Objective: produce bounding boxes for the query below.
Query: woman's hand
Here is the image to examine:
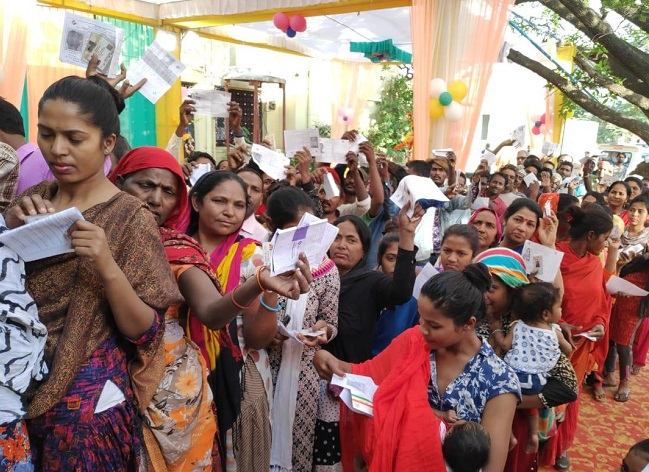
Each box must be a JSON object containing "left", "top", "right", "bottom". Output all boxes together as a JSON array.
[
  {"left": 260, "top": 253, "right": 313, "bottom": 299},
  {"left": 586, "top": 324, "right": 605, "bottom": 341},
  {"left": 559, "top": 322, "right": 582, "bottom": 349},
  {"left": 85, "top": 54, "right": 146, "bottom": 99},
  {"left": 397, "top": 201, "right": 424, "bottom": 234},
  {"left": 5, "top": 195, "right": 55, "bottom": 229},
  {"left": 298, "top": 319, "right": 328, "bottom": 347},
  {"left": 69, "top": 220, "right": 117, "bottom": 279},
  {"left": 538, "top": 212, "right": 558, "bottom": 249},
  {"left": 313, "top": 350, "right": 347, "bottom": 381}
]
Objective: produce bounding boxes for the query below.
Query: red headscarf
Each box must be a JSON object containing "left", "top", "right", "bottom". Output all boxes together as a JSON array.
[
  {"left": 468, "top": 207, "right": 502, "bottom": 244},
  {"left": 109, "top": 146, "right": 189, "bottom": 231}
]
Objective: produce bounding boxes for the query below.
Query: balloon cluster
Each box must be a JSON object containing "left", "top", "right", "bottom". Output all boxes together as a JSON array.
[
  {"left": 429, "top": 78, "right": 468, "bottom": 122},
  {"left": 531, "top": 113, "right": 546, "bottom": 135},
  {"left": 273, "top": 12, "right": 307, "bottom": 38},
  {"left": 337, "top": 107, "right": 354, "bottom": 124}
]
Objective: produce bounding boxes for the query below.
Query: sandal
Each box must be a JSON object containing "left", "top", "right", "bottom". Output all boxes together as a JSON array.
[
  {"left": 592, "top": 386, "right": 606, "bottom": 402},
  {"left": 614, "top": 390, "right": 631, "bottom": 402},
  {"left": 555, "top": 452, "right": 570, "bottom": 470}
]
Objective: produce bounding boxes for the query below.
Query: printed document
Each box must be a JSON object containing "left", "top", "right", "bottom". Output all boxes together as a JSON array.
[
  {"left": 0, "top": 208, "right": 84, "bottom": 262},
  {"left": 189, "top": 89, "right": 231, "bottom": 118},
  {"left": 522, "top": 240, "right": 564, "bottom": 283},
  {"left": 59, "top": 12, "right": 124, "bottom": 77},
  {"left": 606, "top": 276, "right": 649, "bottom": 297},
  {"left": 284, "top": 129, "right": 322, "bottom": 159},
  {"left": 390, "top": 175, "right": 449, "bottom": 217},
  {"left": 318, "top": 138, "right": 352, "bottom": 164},
  {"left": 127, "top": 40, "right": 186, "bottom": 104},
  {"left": 251, "top": 144, "right": 289, "bottom": 181},
  {"left": 331, "top": 374, "right": 378, "bottom": 417}
]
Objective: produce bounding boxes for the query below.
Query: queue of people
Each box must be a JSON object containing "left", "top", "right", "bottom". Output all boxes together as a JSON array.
[{"left": 0, "top": 69, "right": 648, "bottom": 472}]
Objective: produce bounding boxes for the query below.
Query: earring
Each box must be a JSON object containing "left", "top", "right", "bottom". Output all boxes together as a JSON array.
[{"left": 104, "top": 149, "right": 110, "bottom": 155}]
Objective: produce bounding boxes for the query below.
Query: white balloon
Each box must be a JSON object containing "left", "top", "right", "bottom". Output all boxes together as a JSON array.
[
  {"left": 429, "top": 78, "right": 447, "bottom": 99},
  {"left": 444, "top": 101, "right": 464, "bottom": 122}
]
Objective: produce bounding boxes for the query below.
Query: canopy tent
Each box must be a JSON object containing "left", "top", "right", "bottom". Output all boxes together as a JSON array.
[{"left": 3, "top": 0, "right": 515, "bottom": 168}]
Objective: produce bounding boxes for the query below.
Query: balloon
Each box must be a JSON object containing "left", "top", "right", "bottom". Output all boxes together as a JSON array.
[
  {"left": 531, "top": 114, "right": 541, "bottom": 124},
  {"left": 429, "top": 78, "right": 447, "bottom": 99},
  {"left": 540, "top": 113, "right": 546, "bottom": 125},
  {"left": 447, "top": 80, "right": 468, "bottom": 102},
  {"left": 273, "top": 12, "right": 290, "bottom": 31},
  {"left": 429, "top": 98, "right": 445, "bottom": 119},
  {"left": 438, "top": 92, "right": 453, "bottom": 107},
  {"left": 286, "top": 27, "right": 297, "bottom": 38},
  {"left": 444, "top": 101, "right": 464, "bottom": 122},
  {"left": 290, "top": 14, "right": 307, "bottom": 33},
  {"left": 342, "top": 116, "right": 348, "bottom": 122},
  {"left": 535, "top": 121, "right": 542, "bottom": 128},
  {"left": 532, "top": 126, "right": 541, "bottom": 135}
]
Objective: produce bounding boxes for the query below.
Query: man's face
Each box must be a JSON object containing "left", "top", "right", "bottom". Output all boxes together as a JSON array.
[
  {"left": 501, "top": 169, "right": 516, "bottom": 192},
  {"left": 516, "top": 151, "right": 528, "bottom": 166},
  {"left": 557, "top": 164, "right": 572, "bottom": 179},
  {"left": 487, "top": 175, "right": 506, "bottom": 197},
  {"left": 525, "top": 166, "right": 538, "bottom": 176},
  {"left": 543, "top": 163, "right": 555, "bottom": 173},
  {"left": 430, "top": 164, "right": 448, "bottom": 186}
]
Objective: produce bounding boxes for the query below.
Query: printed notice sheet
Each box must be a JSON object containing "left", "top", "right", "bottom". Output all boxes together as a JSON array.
[
  {"left": 251, "top": 144, "right": 289, "bottom": 181},
  {"left": 189, "top": 89, "right": 231, "bottom": 118},
  {"left": 284, "top": 129, "right": 322, "bottom": 159},
  {"left": 390, "top": 175, "right": 449, "bottom": 217},
  {"left": 127, "top": 40, "right": 186, "bottom": 104},
  {"left": 522, "top": 240, "right": 564, "bottom": 283},
  {"left": 269, "top": 212, "right": 338, "bottom": 276},
  {"left": 511, "top": 125, "right": 526, "bottom": 148},
  {"left": 59, "top": 12, "right": 124, "bottom": 78},
  {"left": 331, "top": 374, "right": 378, "bottom": 417},
  {"left": 606, "top": 275, "right": 649, "bottom": 297},
  {"left": 318, "top": 138, "right": 351, "bottom": 164},
  {"left": 0, "top": 208, "right": 84, "bottom": 262}
]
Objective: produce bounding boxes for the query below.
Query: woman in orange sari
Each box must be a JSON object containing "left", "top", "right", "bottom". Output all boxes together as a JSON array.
[{"left": 543, "top": 204, "right": 617, "bottom": 470}]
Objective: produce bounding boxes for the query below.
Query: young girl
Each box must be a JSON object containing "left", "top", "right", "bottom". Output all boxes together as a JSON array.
[{"left": 495, "top": 283, "right": 572, "bottom": 453}]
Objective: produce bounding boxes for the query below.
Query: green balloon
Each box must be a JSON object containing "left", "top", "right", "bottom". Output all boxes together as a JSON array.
[{"left": 438, "top": 92, "right": 453, "bottom": 107}]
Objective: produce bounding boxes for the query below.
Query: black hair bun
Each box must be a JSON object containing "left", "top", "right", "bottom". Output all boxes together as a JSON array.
[{"left": 463, "top": 263, "right": 492, "bottom": 293}]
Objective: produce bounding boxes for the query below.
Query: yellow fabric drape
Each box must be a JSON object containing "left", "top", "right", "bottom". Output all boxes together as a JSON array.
[
  {"left": 411, "top": 0, "right": 436, "bottom": 162},
  {"left": 414, "top": 0, "right": 514, "bottom": 168},
  {"left": 155, "top": 30, "right": 182, "bottom": 150},
  {"left": 552, "top": 43, "right": 576, "bottom": 147},
  {"left": 329, "top": 60, "right": 377, "bottom": 139}
]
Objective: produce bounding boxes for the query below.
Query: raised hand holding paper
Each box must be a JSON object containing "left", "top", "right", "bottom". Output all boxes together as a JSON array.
[
  {"left": 318, "top": 139, "right": 351, "bottom": 164},
  {"left": 284, "top": 129, "right": 321, "bottom": 158},
  {"left": 522, "top": 240, "right": 564, "bottom": 283},
  {"left": 523, "top": 173, "right": 539, "bottom": 186},
  {"left": 126, "top": 40, "right": 186, "bottom": 104},
  {"left": 390, "top": 175, "right": 449, "bottom": 217},
  {"left": 251, "top": 144, "right": 290, "bottom": 181},
  {"left": 189, "top": 89, "right": 231, "bottom": 118}
]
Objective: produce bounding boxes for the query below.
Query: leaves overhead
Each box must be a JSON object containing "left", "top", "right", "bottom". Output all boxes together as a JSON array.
[{"left": 509, "top": 0, "right": 649, "bottom": 144}]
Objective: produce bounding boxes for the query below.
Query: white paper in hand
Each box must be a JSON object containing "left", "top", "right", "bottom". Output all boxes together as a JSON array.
[
  {"left": 190, "top": 89, "right": 231, "bottom": 118},
  {"left": 349, "top": 133, "right": 369, "bottom": 164},
  {"left": 606, "top": 275, "right": 649, "bottom": 297},
  {"left": 318, "top": 138, "right": 351, "bottom": 164},
  {"left": 323, "top": 172, "right": 340, "bottom": 199},
  {"left": 511, "top": 125, "right": 526, "bottom": 148},
  {"left": 521, "top": 240, "right": 564, "bottom": 283},
  {"left": 523, "top": 173, "right": 538, "bottom": 187},
  {"left": 189, "top": 163, "right": 212, "bottom": 186},
  {"left": 0, "top": 208, "right": 85, "bottom": 262},
  {"left": 413, "top": 263, "right": 439, "bottom": 299},
  {"left": 284, "top": 129, "right": 322, "bottom": 158},
  {"left": 471, "top": 197, "right": 491, "bottom": 211},
  {"left": 331, "top": 374, "right": 378, "bottom": 417},
  {"left": 481, "top": 150, "right": 497, "bottom": 166},
  {"left": 251, "top": 144, "right": 289, "bottom": 181},
  {"left": 126, "top": 40, "right": 186, "bottom": 104},
  {"left": 390, "top": 175, "right": 449, "bottom": 217}
]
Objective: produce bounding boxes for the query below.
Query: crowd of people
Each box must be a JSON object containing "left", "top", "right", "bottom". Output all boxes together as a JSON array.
[{"left": 0, "top": 65, "right": 648, "bottom": 472}]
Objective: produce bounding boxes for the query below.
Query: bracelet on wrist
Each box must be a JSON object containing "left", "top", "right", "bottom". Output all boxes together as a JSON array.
[
  {"left": 256, "top": 266, "right": 272, "bottom": 293},
  {"left": 259, "top": 293, "right": 280, "bottom": 312},
  {"left": 231, "top": 285, "right": 255, "bottom": 310},
  {"left": 233, "top": 132, "right": 244, "bottom": 138}
]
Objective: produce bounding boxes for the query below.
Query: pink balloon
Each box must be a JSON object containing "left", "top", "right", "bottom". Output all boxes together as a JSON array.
[
  {"left": 532, "top": 126, "right": 541, "bottom": 135},
  {"left": 540, "top": 113, "right": 546, "bottom": 125},
  {"left": 273, "top": 12, "right": 290, "bottom": 31},
  {"left": 290, "top": 14, "right": 307, "bottom": 33}
]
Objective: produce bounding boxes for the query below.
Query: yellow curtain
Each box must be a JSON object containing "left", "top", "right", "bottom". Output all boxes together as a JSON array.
[
  {"left": 421, "top": 0, "right": 514, "bottom": 168},
  {"left": 411, "top": 0, "right": 436, "bottom": 162},
  {"left": 0, "top": 1, "right": 34, "bottom": 107},
  {"left": 329, "top": 60, "right": 377, "bottom": 139}
]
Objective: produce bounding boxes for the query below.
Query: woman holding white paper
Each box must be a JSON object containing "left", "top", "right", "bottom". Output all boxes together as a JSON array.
[{"left": 265, "top": 186, "right": 340, "bottom": 472}]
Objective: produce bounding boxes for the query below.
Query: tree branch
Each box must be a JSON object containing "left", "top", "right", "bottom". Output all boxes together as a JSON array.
[
  {"left": 574, "top": 55, "right": 649, "bottom": 118},
  {"left": 508, "top": 48, "right": 649, "bottom": 143},
  {"left": 537, "top": 0, "right": 649, "bottom": 86},
  {"left": 605, "top": 2, "right": 649, "bottom": 35}
]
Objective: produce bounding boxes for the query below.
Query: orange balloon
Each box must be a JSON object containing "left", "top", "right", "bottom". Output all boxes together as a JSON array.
[{"left": 429, "top": 98, "right": 444, "bottom": 119}]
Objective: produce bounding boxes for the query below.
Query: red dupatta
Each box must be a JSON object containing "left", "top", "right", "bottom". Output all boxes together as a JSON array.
[{"left": 341, "top": 327, "right": 445, "bottom": 472}]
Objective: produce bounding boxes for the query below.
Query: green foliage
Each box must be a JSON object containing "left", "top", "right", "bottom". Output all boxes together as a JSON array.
[
  {"left": 364, "top": 67, "right": 413, "bottom": 164},
  {"left": 313, "top": 121, "right": 331, "bottom": 138}
]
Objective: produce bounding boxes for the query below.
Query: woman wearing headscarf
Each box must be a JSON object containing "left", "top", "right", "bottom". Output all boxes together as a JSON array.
[
  {"left": 468, "top": 207, "right": 502, "bottom": 254},
  {"left": 111, "top": 149, "right": 311, "bottom": 471},
  {"left": 475, "top": 248, "right": 578, "bottom": 472}
]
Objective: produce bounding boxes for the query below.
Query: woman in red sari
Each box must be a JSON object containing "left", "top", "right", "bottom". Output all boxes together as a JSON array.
[{"left": 543, "top": 204, "right": 617, "bottom": 470}]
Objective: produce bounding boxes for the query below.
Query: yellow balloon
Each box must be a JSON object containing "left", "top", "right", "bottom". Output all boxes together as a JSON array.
[
  {"left": 447, "top": 80, "right": 468, "bottom": 102},
  {"left": 429, "top": 98, "right": 445, "bottom": 119}
]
